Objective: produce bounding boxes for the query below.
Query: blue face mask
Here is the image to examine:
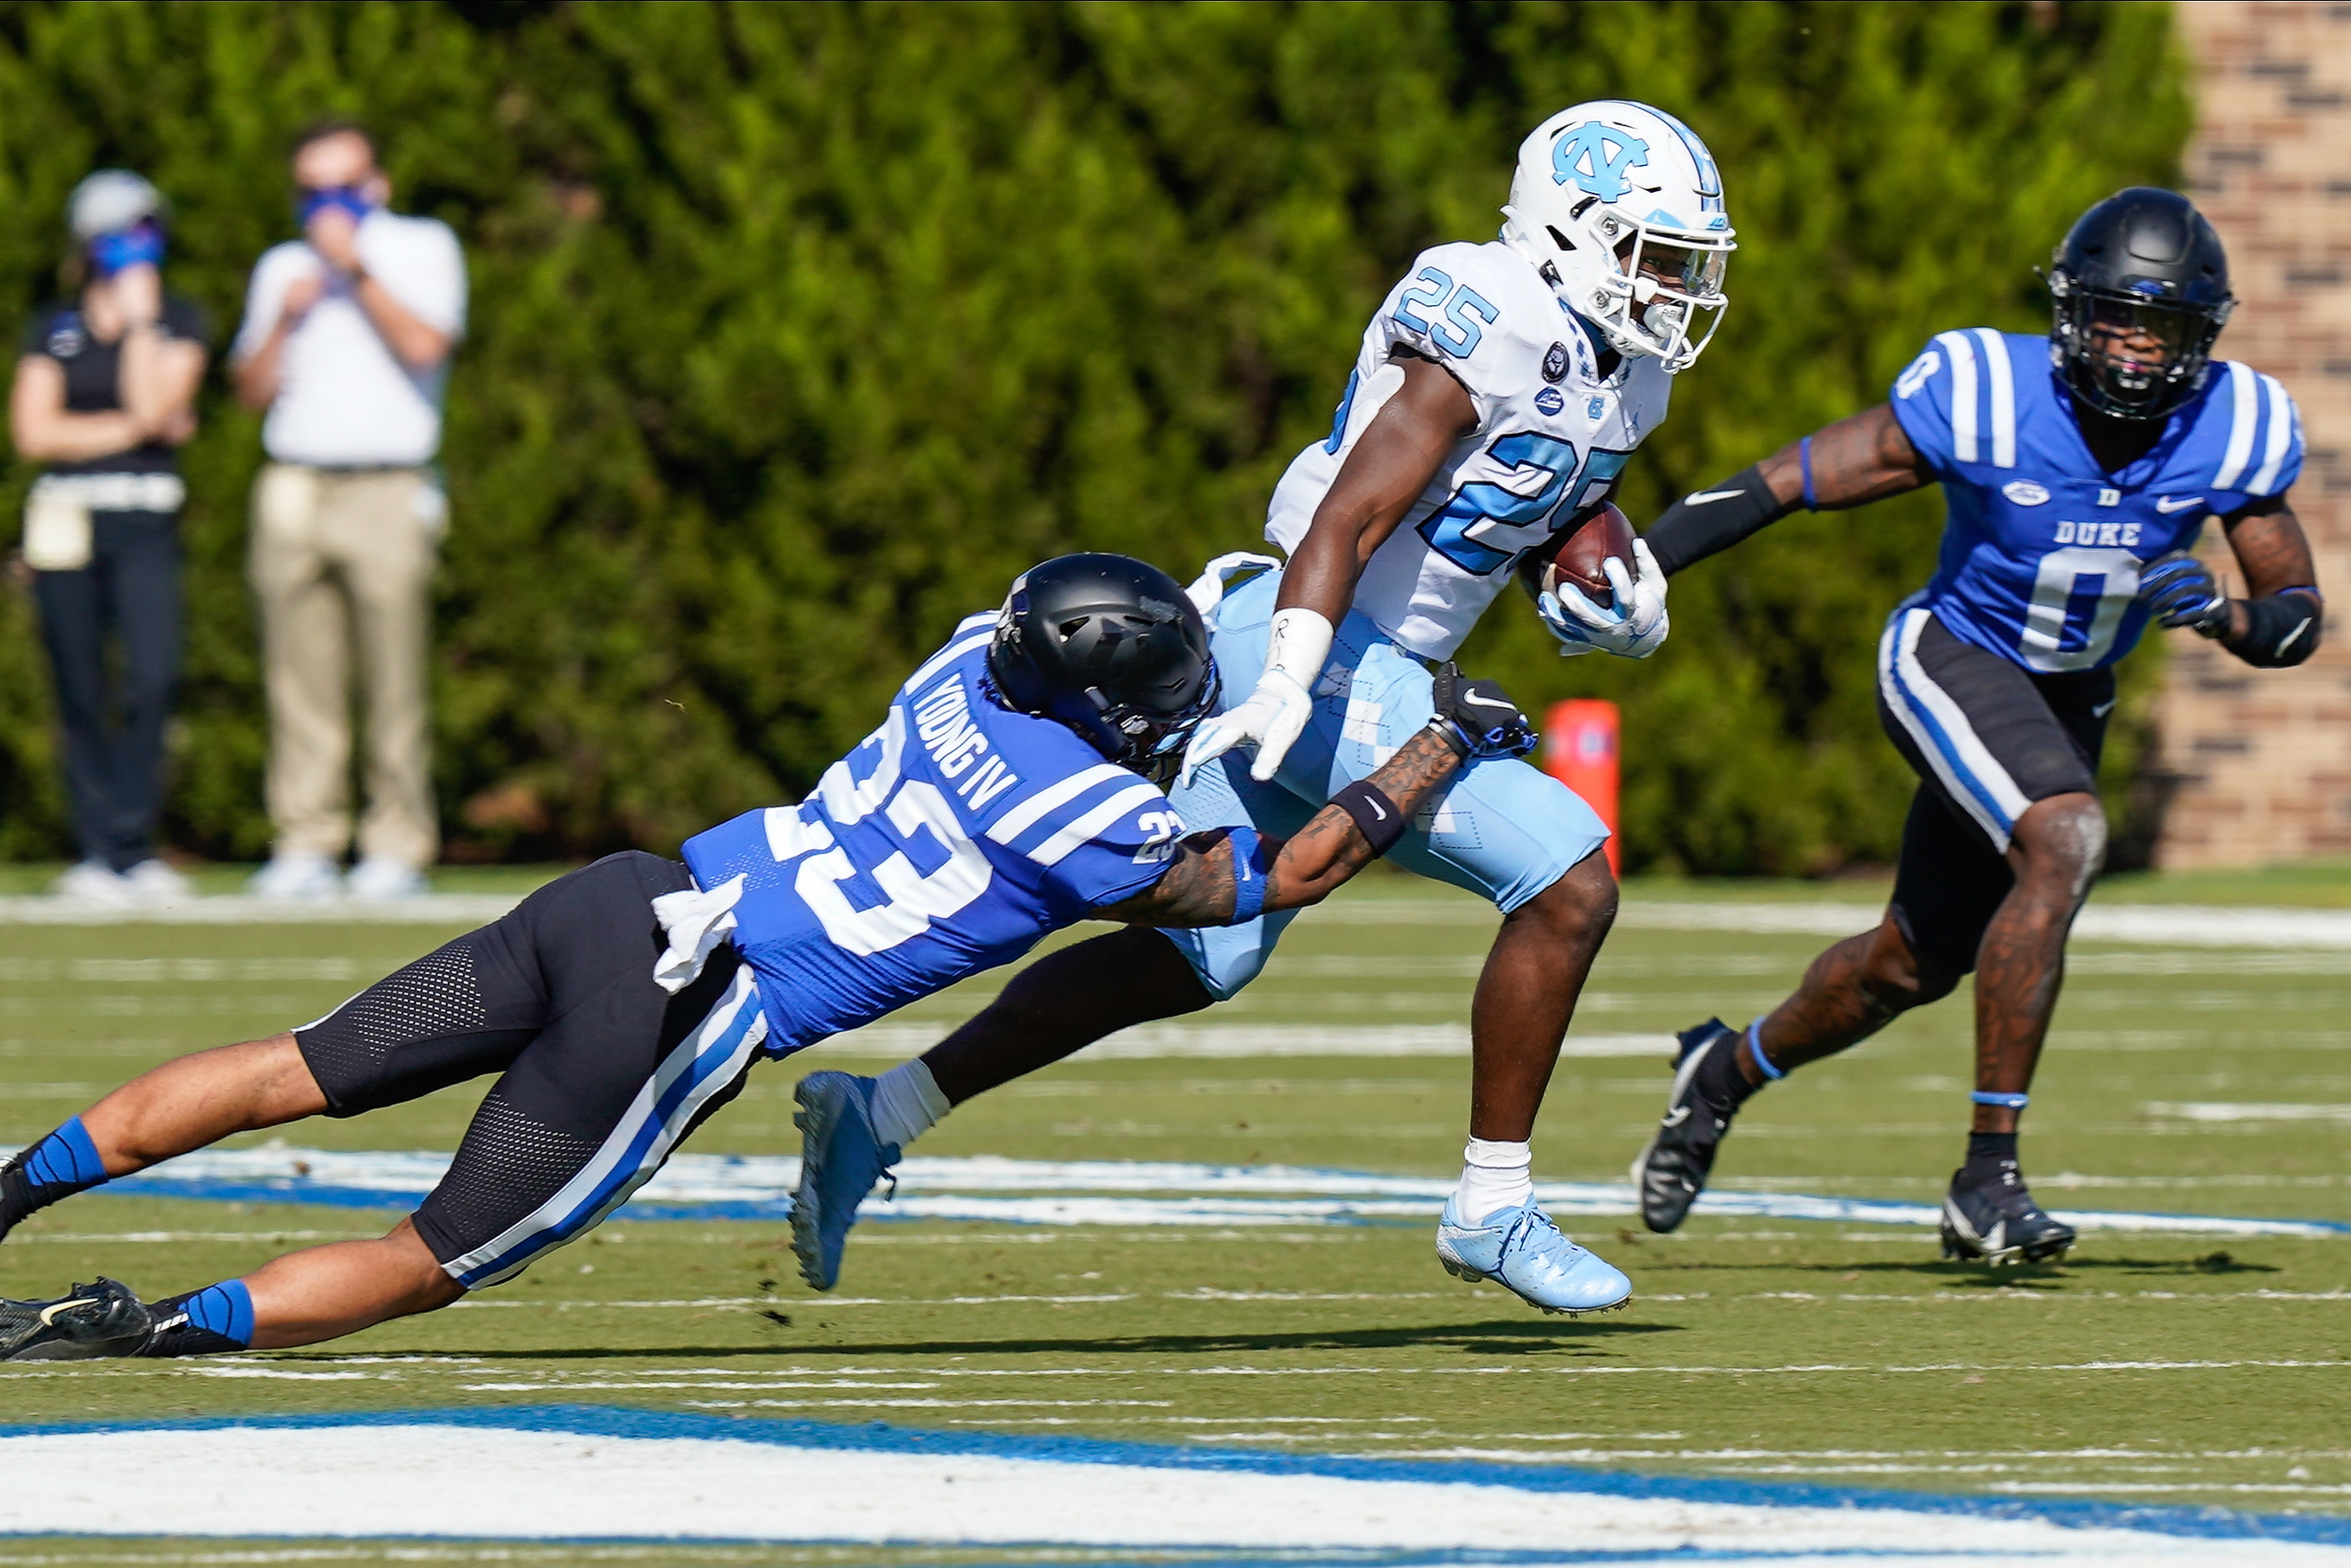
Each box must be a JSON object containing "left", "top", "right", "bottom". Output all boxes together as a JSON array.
[
  {"left": 89, "top": 220, "right": 165, "bottom": 277},
  {"left": 296, "top": 185, "right": 375, "bottom": 228}
]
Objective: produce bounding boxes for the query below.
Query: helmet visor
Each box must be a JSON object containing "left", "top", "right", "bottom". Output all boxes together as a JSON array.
[
  {"left": 2084, "top": 294, "right": 2200, "bottom": 380},
  {"left": 1634, "top": 238, "right": 1729, "bottom": 303}
]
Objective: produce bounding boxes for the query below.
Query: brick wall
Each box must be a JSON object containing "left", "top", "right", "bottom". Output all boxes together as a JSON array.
[{"left": 2151, "top": 2, "right": 2351, "bottom": 867}]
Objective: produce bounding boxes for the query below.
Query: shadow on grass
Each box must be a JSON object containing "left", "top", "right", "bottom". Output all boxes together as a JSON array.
[
  {"left": 1647, "top": 1249, "right": 2279, "bottom": 1284},
  {"left": 332, "top": 1318, "right": 1684, "bottom": 1362}
]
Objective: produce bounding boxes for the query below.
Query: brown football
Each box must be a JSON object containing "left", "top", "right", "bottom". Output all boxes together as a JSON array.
[{"left": 1527, "top": 502, "right": 1637, "bottom": 610}]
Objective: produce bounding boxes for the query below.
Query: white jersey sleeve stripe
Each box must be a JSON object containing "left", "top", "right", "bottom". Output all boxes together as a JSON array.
[
  {"left": 1025, "top": 781, "right": 1165, "bottom": 869},
  {"left": 900, "top": 630, "right": 997, "bottom": 699},
  {"left": 1973, "top": 328, "right": 2016, "bottom": 468},
  {"left": 985, "top": 762, "right": 1135, "bottom": 848},
  {"left": 1934, "top": 330, "right": 1979, "bottom": 463},
  {"left": 2214, "top": 360, "right": 2260, "bottom": 490},
  {"left": 2250, "top": 374, "right": 2295, "bottom": 495}
]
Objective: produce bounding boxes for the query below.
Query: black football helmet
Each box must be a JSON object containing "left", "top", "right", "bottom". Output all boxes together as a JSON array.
[
  {"left": 985, "top": 553, "right": 1218, "bottom": 784},
  {"left": 2046, "top": 188, "right": 2233, "bottom": 421}
]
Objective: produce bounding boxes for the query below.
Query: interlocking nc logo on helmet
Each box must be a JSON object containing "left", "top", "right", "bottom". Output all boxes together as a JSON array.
[{"left": 1552, "top": 124, "right": 1651, "bottom": 202}]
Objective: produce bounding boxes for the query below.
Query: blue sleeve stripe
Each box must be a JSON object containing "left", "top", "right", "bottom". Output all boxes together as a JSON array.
[
  {"left": 1934, "top": 330, "right": 1979, "bottom": 462},
  {"left": 900, "top": 630, "right": 996, "bottom": 700},
  {"left": 984, "top": 763, "right": 1133, "bottom": 848},
  {"left": 2249, "top": 374, "right": 2297, "bottom": 495},
  {"left": 2214, "top": 361, "right": 2261, "bottom": 490},
  {"left": 1028, "top": 782, "right": 1164, "bottom": 868}
]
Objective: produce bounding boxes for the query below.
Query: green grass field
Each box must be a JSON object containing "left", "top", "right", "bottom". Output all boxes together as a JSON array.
[{"left": 2, "top": 866, "right": 2347, "bottom": 1551}]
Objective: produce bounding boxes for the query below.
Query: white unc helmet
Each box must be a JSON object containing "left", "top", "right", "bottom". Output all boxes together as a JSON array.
[{"left": 1500, "top": 101, "right": 1735, "bottom": 373}]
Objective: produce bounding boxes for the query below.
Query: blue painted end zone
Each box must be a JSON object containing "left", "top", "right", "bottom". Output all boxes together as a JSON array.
[{"left": 2, "top": 1404, "right": 2346, "bottom": 1550}]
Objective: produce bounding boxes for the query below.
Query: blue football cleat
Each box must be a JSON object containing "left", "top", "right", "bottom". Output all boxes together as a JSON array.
[
  {"left": 1436, "top": 1196, "right": 1633, "bottom": 1316},
  {"left": 790, "top": 1071, "right": 900, "bottom": 1292}
]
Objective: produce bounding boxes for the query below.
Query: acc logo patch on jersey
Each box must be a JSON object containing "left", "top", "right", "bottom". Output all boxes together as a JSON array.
[
  {"left": 44, "top": 317, "right": 84, "bottom": 358},
  {"left": 1543, "top": 341, "right": 1571, "bottom": 383},
  {"left": 1534, "top": 386, "right": 1565, "bottom": 416},
  {"left": 2002, "top": 481, "right": 2050, "bottom": 506}
]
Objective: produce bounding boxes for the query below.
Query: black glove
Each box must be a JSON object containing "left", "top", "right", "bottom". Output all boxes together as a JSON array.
[
  {"left": 1427, "top": 663, "right": 1538, "bottom": 761},
  {"left": 2140, "top": 551, "right": 2231, "bottom": 637}
]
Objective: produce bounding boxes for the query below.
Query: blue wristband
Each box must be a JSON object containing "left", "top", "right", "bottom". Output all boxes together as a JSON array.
[
  {"left": 1745, "top": 1018, "right": 1785, "bottom": 1080},
  {"left": 1970, "top": 1090, "right": 2029, "bottom": 1110},
  {"left": 1799, "top": 436, "right": 1818, "bottom": 511},
  {"left": 1226, "top": 826, "right": 1268, "bottom": 924}
]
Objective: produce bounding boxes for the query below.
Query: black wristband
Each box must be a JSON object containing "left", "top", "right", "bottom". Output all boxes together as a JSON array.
[
  {"left": 2235, "top": 590, "right": 2324, "bottom": 668},
  {"left": 1330, "top": 780, "right": 1408, "bottom": 857},
  {"left": 1641, "top": 463, "right": 1794, "bottom": 576}
]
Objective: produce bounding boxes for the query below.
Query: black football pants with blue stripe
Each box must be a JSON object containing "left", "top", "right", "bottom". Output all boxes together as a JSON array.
[{"left": 297, "top": 851, "right": 768, "bottom": 1288}]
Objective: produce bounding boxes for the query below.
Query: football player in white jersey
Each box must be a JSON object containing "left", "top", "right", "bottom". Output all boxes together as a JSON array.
[{"left": 825, "top": 104, "right": 1734, "bottom": 1315}]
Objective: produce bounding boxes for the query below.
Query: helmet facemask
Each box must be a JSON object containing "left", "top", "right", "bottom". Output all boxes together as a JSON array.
[{"left": 2048, "top": 273, "right": 2231, "bottom": 421}]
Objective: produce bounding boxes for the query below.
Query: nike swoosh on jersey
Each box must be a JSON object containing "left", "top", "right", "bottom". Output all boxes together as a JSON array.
[
  {"left": 1684, "top": 488, "right": 1746, "bottom": 506},
  {"left": 2092, "top": 700, "right": 2117, "bottom": 718},
  {"left": 2155, "top": 495, "right": 2207, "bottom": 513}
]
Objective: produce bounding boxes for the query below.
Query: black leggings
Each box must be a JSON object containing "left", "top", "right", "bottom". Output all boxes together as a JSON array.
[
  {"left": 33, "top": 509, "right": 182, "bottom": 870},
  {"left": 295, "top": 852, "right": 768, "bottom": 1286}
]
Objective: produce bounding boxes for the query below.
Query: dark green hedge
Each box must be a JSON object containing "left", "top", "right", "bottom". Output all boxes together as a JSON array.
[{"left": 0, "top": 1, "right": 2188, "bottom": 870}]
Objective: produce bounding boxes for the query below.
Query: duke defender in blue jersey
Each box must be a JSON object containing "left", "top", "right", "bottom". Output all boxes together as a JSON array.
[
  {"left": 0, "top": 554, "right": 1520, "bottom": 1361},
  {"left": 1632, "top": 188, "right": 2326, "bottom": 1265}
]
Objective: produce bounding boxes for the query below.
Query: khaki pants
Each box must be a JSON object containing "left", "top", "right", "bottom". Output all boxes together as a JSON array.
[{"left": 248, "top": 462, "right": 441, "bottom": 867}]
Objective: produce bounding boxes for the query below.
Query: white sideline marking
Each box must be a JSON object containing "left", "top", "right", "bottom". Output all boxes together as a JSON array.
[
  {"left": 0, "top": 893, "right": 521, "bottom": 926},
  {"left": 818, "top": 1023, "right": 1666, "bottom": 1058},
  {"left": 2149, "top": 1102, "right": 2351, "bottom": 1124},
  {"left": 0, "top": 1423, "right": 2330, "bottom": 1561},
  {"left": 29, "top": 1147, "right": 2346, "bottom": 1239},
  {"left": 7, "top": 889, "right": 2349, "bottom": 948}
]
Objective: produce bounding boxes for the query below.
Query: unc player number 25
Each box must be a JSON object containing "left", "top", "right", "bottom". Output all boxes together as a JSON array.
[{"left": 1418, "top": 434, "right": 1632, "bottom": 576}]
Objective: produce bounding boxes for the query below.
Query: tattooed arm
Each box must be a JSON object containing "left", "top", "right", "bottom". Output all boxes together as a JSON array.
[{"left": 1099, "top": 724, "right": 1464, "bottom": 928}]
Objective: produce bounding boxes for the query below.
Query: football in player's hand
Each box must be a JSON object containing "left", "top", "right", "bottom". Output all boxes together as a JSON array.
[{"left": 1523, "top": 502, "right": 1637, "bottom": 609}]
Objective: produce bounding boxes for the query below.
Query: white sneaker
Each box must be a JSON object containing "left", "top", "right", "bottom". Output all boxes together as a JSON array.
[
  {"left": 52, "top": 861, "right": 136, "bottom": 903},
  {"left": 121, "top": 858, "right": 195, "bottom": 902},
  {"left": 345, "top": 857, "right": 427, "bottom": 902},
  {"left": 247, "top": 851, "right": 342, "bottom": 902}
]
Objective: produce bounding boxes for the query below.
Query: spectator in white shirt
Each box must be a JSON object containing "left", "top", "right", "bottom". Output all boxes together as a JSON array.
[{"left": 233, "top": 120, "right": 465, "bottom": 902}]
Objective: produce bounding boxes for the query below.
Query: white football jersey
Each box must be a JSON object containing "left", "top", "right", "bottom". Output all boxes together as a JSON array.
[{"left": 1265, "top": 239, "right": 1672, "bottom": 660}]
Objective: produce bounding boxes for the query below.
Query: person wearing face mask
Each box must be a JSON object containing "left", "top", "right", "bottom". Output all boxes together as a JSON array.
[
  {"left": 233, "top": 119, "right": 467, "bottom": 903},
  {"left": 10, "top": 171, "right": 209, "bottom": 904}
]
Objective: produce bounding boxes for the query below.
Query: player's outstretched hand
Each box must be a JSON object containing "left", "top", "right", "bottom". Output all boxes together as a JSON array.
[
  {"left": 1428, "top": 664, "right": 1539, "bottom": 760},
  {"left": 1181, "top": 667, "right": 1314, "bottom": 787},
  {"left": 1539, "top": 538, "right": 1670, "bottom": 659},
  {"left": 2140, "top": 551, "right": 2231, "bottom": 637}
]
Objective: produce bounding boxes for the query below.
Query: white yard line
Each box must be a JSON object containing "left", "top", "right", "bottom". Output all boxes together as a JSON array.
[
  {"left": 27, "top": 1146, "right": 2340, "bottom": 1239},
  {"left": 0, "top": 1418, "right": 2340, "bottom": 1562}
]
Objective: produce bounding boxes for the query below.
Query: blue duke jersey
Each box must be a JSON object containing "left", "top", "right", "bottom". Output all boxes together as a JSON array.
[
  {"left": 1892, "top": 329, "right": 2303, "bottom": 672},
  {"left": 680, "top": 615, "right": 1189, "bottom": 1053},
  {"left": 1266, "top": 240, "right": 1672, "bottom": 661}
]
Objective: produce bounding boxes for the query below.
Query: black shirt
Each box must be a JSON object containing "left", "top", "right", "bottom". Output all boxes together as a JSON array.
[{"left": 21, "top": 293, "right": 209, "bottom": 476}]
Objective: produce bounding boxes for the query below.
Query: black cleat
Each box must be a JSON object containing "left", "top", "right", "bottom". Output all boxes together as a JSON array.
[
  {"left": 1630, "top": 1018, "right": 1743, "bottom": 1233},
  {"left": 1940, "top": 1162, "right": 2076, "bottom": 1265},
  {"left": 0, "top": 1278, "right": 157, "bottom": 1361}
]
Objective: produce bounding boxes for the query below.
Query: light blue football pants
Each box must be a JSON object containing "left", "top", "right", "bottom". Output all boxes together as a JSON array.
[{"left": 1162, "top": 568, "right": 1611, "bottom": 1000}]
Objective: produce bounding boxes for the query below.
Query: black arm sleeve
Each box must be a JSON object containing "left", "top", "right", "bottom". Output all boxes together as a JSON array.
[
  {"left": 2232, "top": 590, "right": 2324, "bottom": 668},
  {"left": 1641, "top": 464, "right": 1799, "bottom": 576}
]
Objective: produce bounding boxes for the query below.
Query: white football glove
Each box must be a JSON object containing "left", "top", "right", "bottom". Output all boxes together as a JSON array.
[
  {"left": 1537, "top": 538, "right": 1670, "bottom": 659},
  {"left": 1181, "top": 606, "right": 1333, "bottom": 786}
]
